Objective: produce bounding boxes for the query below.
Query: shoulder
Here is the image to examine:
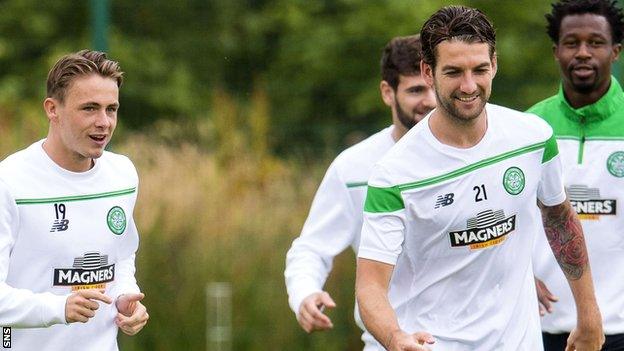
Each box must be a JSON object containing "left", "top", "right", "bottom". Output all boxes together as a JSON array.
[
  {"left": 368, "top": 121, "right": 429, "bottom": 187},
  {"left": 99, "top": 151, "right": 139, "bottom": 183},
  {"left": 0, "top": 177, "right": 15, "bottom": 204},
  {"left": 527, "top": 95, "right": 559, "bottom": 116},
  {"left": 0, "top": 141, "right": 41, "bottom": 183},
  {"left": 331, "top": 127, "right": 394, "bottom": 180},
  {"left": 0, "top": 151, "right": 26, "bottom": 175},
  {"left": 490, "top": 104, "right": 553, "bottom": 141}
]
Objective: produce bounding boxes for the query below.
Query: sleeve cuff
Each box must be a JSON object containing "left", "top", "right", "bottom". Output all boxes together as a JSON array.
[
  {"left": 111, "top": 284, "right": 141, "bottom": 301},
  {"left": 40, "top": 292, "right": 71, "bottom": 326},
  {"left": 288, "top": 283, "right": 322, "bottom": 315},
  {"left": 357, "top": 247, "right": 398, "bottom": 266},
  {"left": 540, "top": 191, "right": 566, "bottom": 207}
]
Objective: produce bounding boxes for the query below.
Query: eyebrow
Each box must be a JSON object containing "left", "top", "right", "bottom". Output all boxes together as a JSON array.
[
  {"left": 405, "top": 85, "right": 428, "bottom": 92},
  {"left": 561, "top": 32, "right": 608, "bottom": 39},
  {"left": 79, "top": 102, "right": 120, "bottom": 107},
  {"left": 440, "top": 62, "right": 491, "bottom": 71}
]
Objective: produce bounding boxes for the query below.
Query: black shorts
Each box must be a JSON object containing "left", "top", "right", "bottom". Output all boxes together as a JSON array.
[{"left": 543, "top": 332, "right": 624, "bottom": 351}]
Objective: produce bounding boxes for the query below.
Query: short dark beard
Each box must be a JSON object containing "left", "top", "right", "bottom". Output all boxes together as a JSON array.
[
  {"left": 571, "top": 80, "right": 597, "bottom": 94},
  {"left": 394, "top": 96, "right": 417, "bottom": 130}
]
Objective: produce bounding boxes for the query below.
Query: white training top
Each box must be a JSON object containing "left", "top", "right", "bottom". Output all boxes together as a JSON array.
[
  {"left": 285, "top": 126, "right": 395, "bottom": 348},
  {"left": 359, "top": 104, "right": 566, "bottom": 350},
  {"left": 0, "top": 140, "right": 141, "bottom": 351}
]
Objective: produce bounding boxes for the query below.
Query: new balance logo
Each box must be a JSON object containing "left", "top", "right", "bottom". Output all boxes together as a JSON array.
[
  {"left": 50, "top": 203, "right": 69, "bottom": 232},
  {"left": 435, "top": 193, "right": 455, "bottom": 209},
  {"left": 50, "top": 219, "right": 69, "bottom": 232}
]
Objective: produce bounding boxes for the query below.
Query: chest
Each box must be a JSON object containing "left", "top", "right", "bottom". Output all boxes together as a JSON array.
[
  {"left": 401, "top": 154, "right": 542, "bottom": 256},
  {"left": 15, "top": 195, "right": 134, "bottom": 261},
  {"left": 558, "top": 139, "right": 624, "bottom": 220}
]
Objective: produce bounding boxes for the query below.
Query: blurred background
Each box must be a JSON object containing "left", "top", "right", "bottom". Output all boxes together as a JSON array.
[{"left": 1, "top": 0, "right": 623, "bottom": 350}]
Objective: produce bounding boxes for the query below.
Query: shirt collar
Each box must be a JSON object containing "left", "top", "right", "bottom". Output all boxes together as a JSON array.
[{"left": 557, "top": 76, "right": 624, "bottom": 123}]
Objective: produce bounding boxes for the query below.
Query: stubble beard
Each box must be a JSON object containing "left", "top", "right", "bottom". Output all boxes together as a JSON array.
[
  {"left": 566, "top": 63, "right": 603, "bottom": 94},
  {"left": 569, "top": 76, "right": 598, "bottom": 94},
  {"left": 434, "top": 87, "right": 487, "bottom": 125}
]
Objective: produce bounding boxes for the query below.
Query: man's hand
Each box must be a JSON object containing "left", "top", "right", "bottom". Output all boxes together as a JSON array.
[
  {"left": 386, "top": 329, "right": 435, "bottom": 351},
  {"left": 65, "top": 289, "right": 112, "bottom": 323},
  {"left": 535, "top": 277, "right": 558, "bottom": 316},
  {"left": 297, "top": 291, "right": 336, "bottom": 333},
  {"left": 115, "top": 293, "right": 149, "bottom": 336},
  {"left": 566, "top": 323, "right": 604, "bottom": 351}
]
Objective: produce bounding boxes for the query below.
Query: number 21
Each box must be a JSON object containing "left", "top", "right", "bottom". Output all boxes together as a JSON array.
[{"left": 473, "top": 184, "right": 488, "bottom": 202}]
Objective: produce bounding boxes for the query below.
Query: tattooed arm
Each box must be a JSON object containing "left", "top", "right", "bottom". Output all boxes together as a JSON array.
[
  {"left": 540, "top": 199, "right": 587, "bottom": 280},
  {"left": 539, "top": 199, "right": 604, "bottom": 350}
]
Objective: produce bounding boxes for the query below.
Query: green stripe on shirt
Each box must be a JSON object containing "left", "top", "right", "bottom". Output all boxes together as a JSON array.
[
  {"left": 364, "top": 139, "right": 554, "bottom": 213},
  {"left": 15, "top": 187, "right": 136, "bottom": 205},
  {"left": 364, "top": 185, "right": 404, "bottom": 213},
  {"left": 398, "top": 140, "right": 548, "bottom": 191},
  {"left": 346, "top": 181, "right": 368, "bottom": 188},
  {"left": 542, "top": 134, "right": 559, "bottom": 163}
]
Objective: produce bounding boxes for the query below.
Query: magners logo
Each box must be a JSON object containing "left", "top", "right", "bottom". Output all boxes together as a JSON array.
[
  {"left": 449, "top": 209, "right": 516, "bottom": 250},
  {"left": 567, "top": 185, "right": 616, "bottom": 220},
  {"left": 53, "top": 252, "right": 115, "bottom": 291}
]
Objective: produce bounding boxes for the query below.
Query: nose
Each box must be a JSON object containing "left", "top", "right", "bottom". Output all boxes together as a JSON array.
[
  {"left": 575, "top": 42, "right": 591, "bottom": 59},
  {"left": 460, "top": 73, "right": 478, "bottom": 94},
  {"left": 94, "top": 110, "right": 111, "bottom": 129}
]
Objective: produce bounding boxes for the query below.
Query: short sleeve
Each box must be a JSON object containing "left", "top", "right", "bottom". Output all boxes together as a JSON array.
[
  {"left": 538, "top": 135, "right": 566, "bottom": 206},
  {"left": 357, "top": 165, "right": 406, "bottom": 265}
]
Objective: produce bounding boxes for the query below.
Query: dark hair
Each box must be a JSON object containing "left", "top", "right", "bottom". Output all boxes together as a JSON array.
[
  {"left": 380, "top": 35, "right": 423, "bottom": 90},
  {"left": 420, "top": 6, "right": 496, "bottom": 69},
  {"left": 546, "top": 0, "right": 624, "bottom": 43},
  {"left": 46, "top": 49, "right": 124, "bottom": 102}
]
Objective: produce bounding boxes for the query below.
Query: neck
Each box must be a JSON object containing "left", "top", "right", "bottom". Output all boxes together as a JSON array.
[
  {"left": 43, "top": 133, "right": 93, "bottom": 172},
  {"left": 391, "top": 123, "right": 408, "bottom": 142},
  {"left": 563, "top": 79, "right": 610, "bottom": 109},
  {"left": 429, "top": 108, "right": 488, "bottom": 148}
]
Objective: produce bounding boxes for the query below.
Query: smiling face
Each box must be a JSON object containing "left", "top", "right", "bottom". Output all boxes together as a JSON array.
[
  {"left": 422, "top": 40, "right": 496, "bottom": 124},
  {"left": 393, "top": 74, "right": 436, "bottom": 129},
  {"left": 555, "top": 13, "right": 621, "bottom": 97},
  {"left": 381, "top": 73, "right": 436, "bottom": 136},
  {"left": 44, "top": 74, "right": 119, "bottom": 172}
]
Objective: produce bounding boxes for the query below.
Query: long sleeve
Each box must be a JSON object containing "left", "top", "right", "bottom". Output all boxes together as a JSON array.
[
  {"left": 285, "top": 162, "right": 360, "bottom": 314},
  {"left": 109, "top": 185, "right": 140, "bottom": 300},
  {"left": 109, "top": 254, "right": 140, "bottom": 300},
  {"left": 0, "top": 180, "right": 67, "bottom": 328}
]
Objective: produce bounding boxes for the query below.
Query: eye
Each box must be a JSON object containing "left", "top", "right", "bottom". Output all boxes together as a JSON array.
[
  {"left": 444, "top": 70, "right": 460, "bottom": 77},
  {"left": 106, "top": 106, "right": 118, "bottom": 113},
  {"left": 589, "top": 39, "right": 605, "bottom": 46},
  {"left": 407, "top": 87, "right": 425, "bottom": 94},
  {"left": 83, "top": 106, "right": 96, "bottom": 112}
]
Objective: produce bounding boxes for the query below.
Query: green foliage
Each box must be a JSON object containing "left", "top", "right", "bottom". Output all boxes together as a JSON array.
[{"left": 1, "top": 0, "right": 606, "bottom": 155}]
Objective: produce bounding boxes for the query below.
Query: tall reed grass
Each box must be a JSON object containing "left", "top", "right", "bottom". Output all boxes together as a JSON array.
[{"left": 118, "top": 137, "right": 362, "bottom": 350}]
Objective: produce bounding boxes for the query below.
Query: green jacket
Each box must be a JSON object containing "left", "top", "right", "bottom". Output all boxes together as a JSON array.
[{"left": 527, "top": 77, "right": 624, "bottom": 164}]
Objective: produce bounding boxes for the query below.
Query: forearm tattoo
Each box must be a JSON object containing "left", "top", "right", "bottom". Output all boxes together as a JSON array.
[{"left": 540, "top": 201, "right": 588, "bottom": 280}]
